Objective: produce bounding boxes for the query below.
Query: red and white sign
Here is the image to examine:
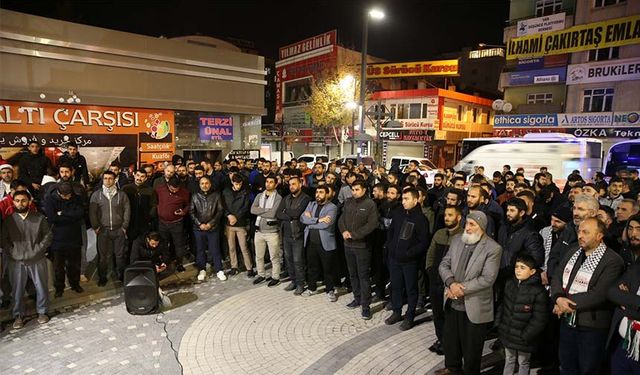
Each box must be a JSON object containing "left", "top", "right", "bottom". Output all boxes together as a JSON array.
[{"left": 279, "top": 30, "right": 337, "bottom": 60}]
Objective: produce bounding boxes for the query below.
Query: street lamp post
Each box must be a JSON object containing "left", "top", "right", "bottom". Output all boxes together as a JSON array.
[{"left": 358, "top": 8, "right": 384, "bottom": 160}]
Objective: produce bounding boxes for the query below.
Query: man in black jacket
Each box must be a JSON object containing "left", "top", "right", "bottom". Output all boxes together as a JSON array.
[
  {"left": 550, "top": 217, "right": 624, "bottom": 375},
  {"left": 338, "top": 179, "right": 380, "bottom": 320},
  {"left": 223, "top": 174, "right": 253, "bottom": 276},
  {"left": 383, "top": 187, "right": 430, "bottom": 331},
  {"left": 43, "top": 182, "right": 85, "bottom": 297},
  {"left": 190, "top": 176, "right": 225, "bottom": 282},
  {"left": 276, "top": 176, "right": 311, "bottom": 294},
  {"left": 57, "top": 142, "right": 89, "bottom": 185},
  {"left": 621, "top": 214, "right": 640, "bottom": 267},
  {"left": 122, "top": 170, "right": 157, "bottom": 255},
  {"left": 130, "top": 231, "right": 173, "bottom": 279},
  {"left": 607, "top": 262, "right": 640, "bottom": 373},
  {"left": 18, "top": 140, "right": 52, "bottom": 195}
]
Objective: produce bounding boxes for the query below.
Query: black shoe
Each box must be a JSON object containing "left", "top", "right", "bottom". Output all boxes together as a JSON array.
[
  {"left": 71, "top": 285, "right": 84, "bottom": 293},
  {"left": 228, "top": 268, "right": 238, "bottom": 276},
  {"left": 384, "top": 312, "right": 403, "bottom": 325},
  {"left": 399, "top": 319, "right": 414, "bottom": 331},
  {"left": 247, "top": 270, "right": 256, "bottom": 278},
  {"left": 267, "top": 279, "right": 281, "bottom": 287},
  {"left": 284, "top": 282, "right": 297, "bottom": 292},
  {"left": 428, "top": 340, "right": 440, "bottom": 353},
  {"left": 293, "top": 286, "right": 305, "bottom": 295},
  {"left": 346, "top": 300, "right": 360, "bottom": 309},
  {"left": 97, "top": 278, "right": 108, "bottom": 287},
  {"left": 253, "top": 276, "right": 266, "bottom": 285},
  {"left": 435, "top": 342, "right": 445, "bottom": 356},
  {"left": 54, "top": 290, "right": 63, "bottom": 298},
  {"left": 361, "top": 307, "right": 372, "bottom": 320},
  {"left": 176, "top": 264, "right": 186, "bottom": 273}
]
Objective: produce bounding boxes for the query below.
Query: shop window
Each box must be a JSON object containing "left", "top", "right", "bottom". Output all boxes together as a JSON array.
[
  {"left": 582, "top": 88, "right": 614, "bottom": 112},
  {"left": 421, "top": 103, "right": 429, "bottom": 118},
  {"left": 527, "top": 93, "right": 553, "bottom": 104},
  {"left": 535, "top": 0, "right": 562, "bottom": 16},
  {"left": 283, "top": 77, "right": 312, "bottom": 106},
  {"left": 588, "top": 47, "right": 619, "bottom": 61},
  {"left": 396, "top": 103, "right": 408, "bottom": 119},
  {"left": 408, "top": 103, "right": 422, "bottom": 119},
  {"left": 594, "top": 0, "right": 626, "bottom": 7}
]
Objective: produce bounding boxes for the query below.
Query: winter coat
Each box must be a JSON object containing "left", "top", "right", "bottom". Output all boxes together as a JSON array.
[
  {"left": 121, "top": 182, "right": 156, "bottom": 235},
  {"left": 385, "top": 205, "right": 430, "bottom": 263},
  {"left": 43, "top": 187, "right": 85, "bottom": 249},
  {"left": 129, "top": 234, "right": 171, "bottom": 266},
  {"left": 1, "top": 211, "right": 52, "bottom": 264},
  {"left": 276, "top": 192, "right": 311, "bottom": 241},
  {"left": 426, "top": 225, "right": 463, "bottom": 286},
  {"left": 337, "top": 195, "right": 379, "bottom": 249},
  {"left": 222, "top": 188, "right": 250, "bottom": 227},
  {"left": 18, "top": 151, "right": 52, "bottom": 188},
  {"left": 496, "top": 274, "right": 549, "bottom": 352},
  {"left": 89, "top": 188, "right": 131, "bottom": 231},
  {"left": 497, "top": 217, "right": 545, "bottom": 269},
  {"left": 189, "top": 190, "right": 224, "bottom": 231}
]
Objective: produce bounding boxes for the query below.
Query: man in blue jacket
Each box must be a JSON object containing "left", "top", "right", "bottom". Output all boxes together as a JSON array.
[{"left": 383, "top": 187, "right": 430, "bottom": 331}]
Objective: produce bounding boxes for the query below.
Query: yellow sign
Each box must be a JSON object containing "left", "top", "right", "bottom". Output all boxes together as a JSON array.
[
  {"left": 506, "top": 15, "right": 640, "bottom": 60},
  {"left": 366, "top": 60, "right": 459, "bottom": 78}
]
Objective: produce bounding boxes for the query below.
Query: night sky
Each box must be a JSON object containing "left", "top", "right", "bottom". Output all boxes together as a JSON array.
[{"left": 1, "top": 0, "right": 509, "bottom": 61}]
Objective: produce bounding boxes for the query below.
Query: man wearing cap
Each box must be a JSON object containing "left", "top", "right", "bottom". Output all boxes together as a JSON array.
[
  {"left": 17, "top": 140, "right": 52, "bottom": 194},
  {"left": 43, "top": 182, "right": 85, "bottom": 297},
  {"left": 155, "top": 176, "right": 190, "bottom": 272},
  {"left": 0, "top": 163, "right": 14, "bottom": 198},
  {"left": 437, "top": 210, "right": 502, "bottom": 375},
  {"left": 540, "top": 205, "right": 572, "bottom": 285}
]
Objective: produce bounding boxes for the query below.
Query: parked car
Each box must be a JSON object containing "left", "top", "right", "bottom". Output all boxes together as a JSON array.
[
  {"left": 334, "top": 155, "right": 375, "bottom": 170},
  {"left": 388, "top": 155, "right": 437, "bottom": 170},
  {"left": 402, "top": 164, "right": 438, "bottom": 187},
  {"left": 298, "top": 154, "right": 329, "bottom": 168}
]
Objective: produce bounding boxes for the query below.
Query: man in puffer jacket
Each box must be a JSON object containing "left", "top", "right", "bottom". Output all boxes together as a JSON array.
[
  {"left": 190, "top": 176, "right": 224, "bottom": 282},
  {"left": 496, "top": 254, "right": 548, "bottom": 375}
]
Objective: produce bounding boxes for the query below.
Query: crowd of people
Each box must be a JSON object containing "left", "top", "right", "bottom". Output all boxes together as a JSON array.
[{"left": 0, "top": 140, "right": 639, "bottom": 374}]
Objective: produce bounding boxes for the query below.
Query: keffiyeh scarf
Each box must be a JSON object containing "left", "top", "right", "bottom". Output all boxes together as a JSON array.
[{"left": 562, "top": 243, "right": 607, "bottom": 326}]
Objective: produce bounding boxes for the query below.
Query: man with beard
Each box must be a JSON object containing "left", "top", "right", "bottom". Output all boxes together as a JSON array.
[
  {"left": 384, "top": 188, "right": 430, "bottom": 331},
  {"left": 2, "top": 191, "right": 52, "bottom": 329},
  {"left": 301, "top": 185, "right": 339, "bottom": 301},
  {"left": 371, "top": 184, "right": 399, "bottom": 303},
  {"left": 57, "top": 142, "right": 89, "bottom": 185},
  {"left": 426, "top": 205, "right": 463, "bottom": 355},
  {"left": 434, "top": 188, "right": 465, "bottom": 232},
  {"left": 325, "top": 172, "right": 339, "bottom": 191},
  {"left": 0, "top": 163, "right": 14, "bottom": 198},
  {"left": 612, "top": 199, "right": 639, "bottom": 241},
  {"left": 307, "top": 162, "right": 326, "bottom": 190},
  {"left": 338, "top": 172, "right": 358, "bottom": 205},
  {"left": 251, "top": 174, "right": 283, "bottom": 287},
  {"left": 252, "top": 160, "right": 273, "bottom": 197},
  {"left": 550, "top": 218, "right": 624, "bottom": 375},
  {"left": 547, "top": 194, "right": 598, "bottom": 285},
  {"left": 176, "top": 165, "right": 189, "bottom": 187},
  {"left": 152, "top": 164, "right": 176, "bottom": 189},
  {"left": 436, "top": 211, "right": 502, "bottom": 375},
  {"left": 539, "top": 205, "right": 572, "bottom": 286},
  {"left": 223, "top": 174, "right": 253, "bottom": 277},
  {"left": 600, "top": 177, "right": 624, "bottom": 210},
  {"left": 427, "top": 173, "right": 446, "bottom": 209},
  {"left": 496, "top": 179, "right": 516, "bottom": 208},
  {"left": 186, "top": 161, "right": 196, "bottom": 178},
  {"left": 276, "top": 177, "right": 311, "bottom": 294},
  {"left": 188, "top": 165, "right": 205, "bottom": 194},
  {"left": 155, "top": 177, "right": 190, "bottom": 273},
  {"left": 492, "top": 171, "right": 506, "bottom": 196},
  {"left": 465, "top": 186, "right": 501, "bottom": 239},
  {"left": 122, "top": 169, "right": 157, "bottom": 257},
  {"left": 621, "top": 214, "right": 640, "bottom": 266}
]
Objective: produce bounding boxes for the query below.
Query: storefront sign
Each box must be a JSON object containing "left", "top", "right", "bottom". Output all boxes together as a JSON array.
[
  {"left": 366, "top": 60, "right": 459, "bottom": 79},
  {"left": 517, "top": 54, "right": 569, "bottom": 71},
  {"left": 279, "top": 30, "right": 337, "bottom": 60},
  {"left": 558, "top": 113, "right": 613, "bottom": 127},
  {"left": 441, "top": 106, "right": 467, "bottom": 131},
  {"left": 613, "top": 111, "right": 640, "bottom": 127},
  {"left": 517, "top": 12, "right": 566, "bottom": 37},
  {"left": 389, "top": 119, "right": 436, "bottom": 130},
  {"left": 506, "top": 14, "right": 640, "bottom": 60},
  {"left": 567, "top": 57, "right": 640, "bottom": 85},
  {"left": 493, "top": 127, "right": 565, "bottom": 137},
  {"left": 493, "top": 114, "right": 558, "bottom": 127},
  {"left": 567, "top": 128, "right": 640, "bottom": 138},
  {"left": 199, "top": 116, "right": 233, "bottom": 141},
  {"left": 227, "top": 149, "right": 260, "bottom": 160},
  {"left": 378, "top": 129, "right": 435, "bottom": 142},
  {"left": 507, "top": 67, "right": 566, "bottom": 86},
  {"left": 468, "top": 48, "right": 505, "bottom": 59}
]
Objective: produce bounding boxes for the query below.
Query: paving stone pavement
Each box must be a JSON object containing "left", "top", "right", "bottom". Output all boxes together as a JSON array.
[{"left": 0, "top": 271, "right": 456, "bottom": 375}]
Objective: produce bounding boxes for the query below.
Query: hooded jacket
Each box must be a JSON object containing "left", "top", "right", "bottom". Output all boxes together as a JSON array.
[
  {"left": 496, "top": 273, "right": 549, "bottom": 352},
  {"left": 43, "top": 187, "right": 85, "bottom": 249},
  {"left": 1, "top": 210, "right": 52, "bottom": 264},
  {"left": 189, "top": 189, "right": 224, "bottom": 231},
  {"left": 385, "top": 205, "right": 430, "bottom": 263},
  {"left": 89, "top": 187, "right": 131, "bottom": 231}
]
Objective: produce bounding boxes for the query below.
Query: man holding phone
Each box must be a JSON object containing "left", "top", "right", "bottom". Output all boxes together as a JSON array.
[{"left": 155, "top": 176, "right": 190, "bottom": 272}]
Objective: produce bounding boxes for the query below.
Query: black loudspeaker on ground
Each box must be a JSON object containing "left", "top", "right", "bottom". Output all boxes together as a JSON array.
[{"left": 124, "top": 262, "right": 159, "bottom": 315}]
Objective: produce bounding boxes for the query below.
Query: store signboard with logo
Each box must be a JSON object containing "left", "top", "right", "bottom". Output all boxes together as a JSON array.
[
  {"left": 507, "top": 67, "right": 566, "bottom": 86},
  {"left": 366, "top": 60, "right": 459, "bottom": 79},
  {"left": 567, "top": 128, "right": 640, "bottom": 138},
  {"left": 378, "top": 129, "right": 435, "bottom": 142},
  {"left": 494, "top": 114, "right": 558, "bottom": 127},
  {"left": 613, "top": 111, "right": 640, "bottom": 127},
  {"left": 567, "top": 57, "right": 640, "bottom": 85},
  {"left": 557, "top": 113, "right": 614, "bottom": 127},
  {"left": 517, "top": 12, "right": 566, "bottom": 37},
  {"left": 199, "top": 115, "right": 233, "bottom": 141}
]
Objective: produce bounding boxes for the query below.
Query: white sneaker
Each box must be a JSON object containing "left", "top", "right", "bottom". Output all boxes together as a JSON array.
[
  {"left": 217, "top": 271, "right": 227, "bottom": 281},
  {"left": 197, "top": 270, "right": 206, "bottom": 281}
]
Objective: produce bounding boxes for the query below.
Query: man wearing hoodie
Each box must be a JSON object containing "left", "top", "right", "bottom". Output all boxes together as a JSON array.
[
  {"left": 383, "top": 187, "right": 430, "bottom": 331},
  {"left": 89, "top": 170, "right": 131, "bottom": 286},
  {"left": 1, "top": 190, "right": 52, "bottom": 329}
]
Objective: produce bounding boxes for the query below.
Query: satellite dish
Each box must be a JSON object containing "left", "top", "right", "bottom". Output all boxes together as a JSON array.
[
  {"left": 502, "top": 102, "right": 513, "bottom": 113},
  {"left": 492, "top": 99, "right": 504, "bottom": 111}
]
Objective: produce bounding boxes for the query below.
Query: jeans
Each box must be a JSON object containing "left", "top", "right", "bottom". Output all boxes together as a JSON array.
[
  {"left": 503, "top": 348, "right": 531, "bottom": 375},
  {"left": 97, "top": 228, "right": 127, "bottom": 280},
  {"left": 283, "top": 237, "right": 305, "bottom": 287},
  {"left": 389, "top": 258, "right": 419, "bottom": 320},
  {"left": 193, "top": 229, "right": 222, "bottom": 272},
  {"left": 9, "top": 258, "right": 49, "bottom": 317},
  {"left": 558, "top": 321, "right": 608, "bottom": 375},
  {"left": 158, "top": 220, "right": 186, "bottom": 264},
  {"left": 306, "top": 239, "right": 337, "bottom": 292},
  {"left": 254, "top": 231, "right": 281, "bottom": 279},
  {"left": 226, "top": 226, "right": 252, "bottom": 271},
  {"left": 443, "top": 307, "right": 491, "bottom": 375},
  {"left": 52, "top": 247, "right": 81, "bottom": 291},
  {"left": 344, "top": 245, "right": 372, "bottom": 307}
]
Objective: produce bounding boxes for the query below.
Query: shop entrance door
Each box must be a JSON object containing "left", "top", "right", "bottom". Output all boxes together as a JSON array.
[{"left": 182, "top": 149, "right": 222, "bottom": 163}]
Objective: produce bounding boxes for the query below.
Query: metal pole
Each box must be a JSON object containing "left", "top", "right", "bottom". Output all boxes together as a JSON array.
[
  {"left": 350, "top": 111, "right": 355, "bottom": 154},
  {"left": 358, "top": 14, "right": 368, "bottom": 159}
]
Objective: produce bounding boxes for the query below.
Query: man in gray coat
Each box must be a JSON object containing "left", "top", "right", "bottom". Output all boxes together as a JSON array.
[
  {"left": 89, "top": 170, "right": 131, "bottom": 286},
  {"left": 301, "top": 185, "right": 339, "bottom": 302},
  {"left": 1, "top": 191, "right": 52, "bottom": 329},
  {"left": 437, "top": 210, "right": 503, "bottom": 375}
]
